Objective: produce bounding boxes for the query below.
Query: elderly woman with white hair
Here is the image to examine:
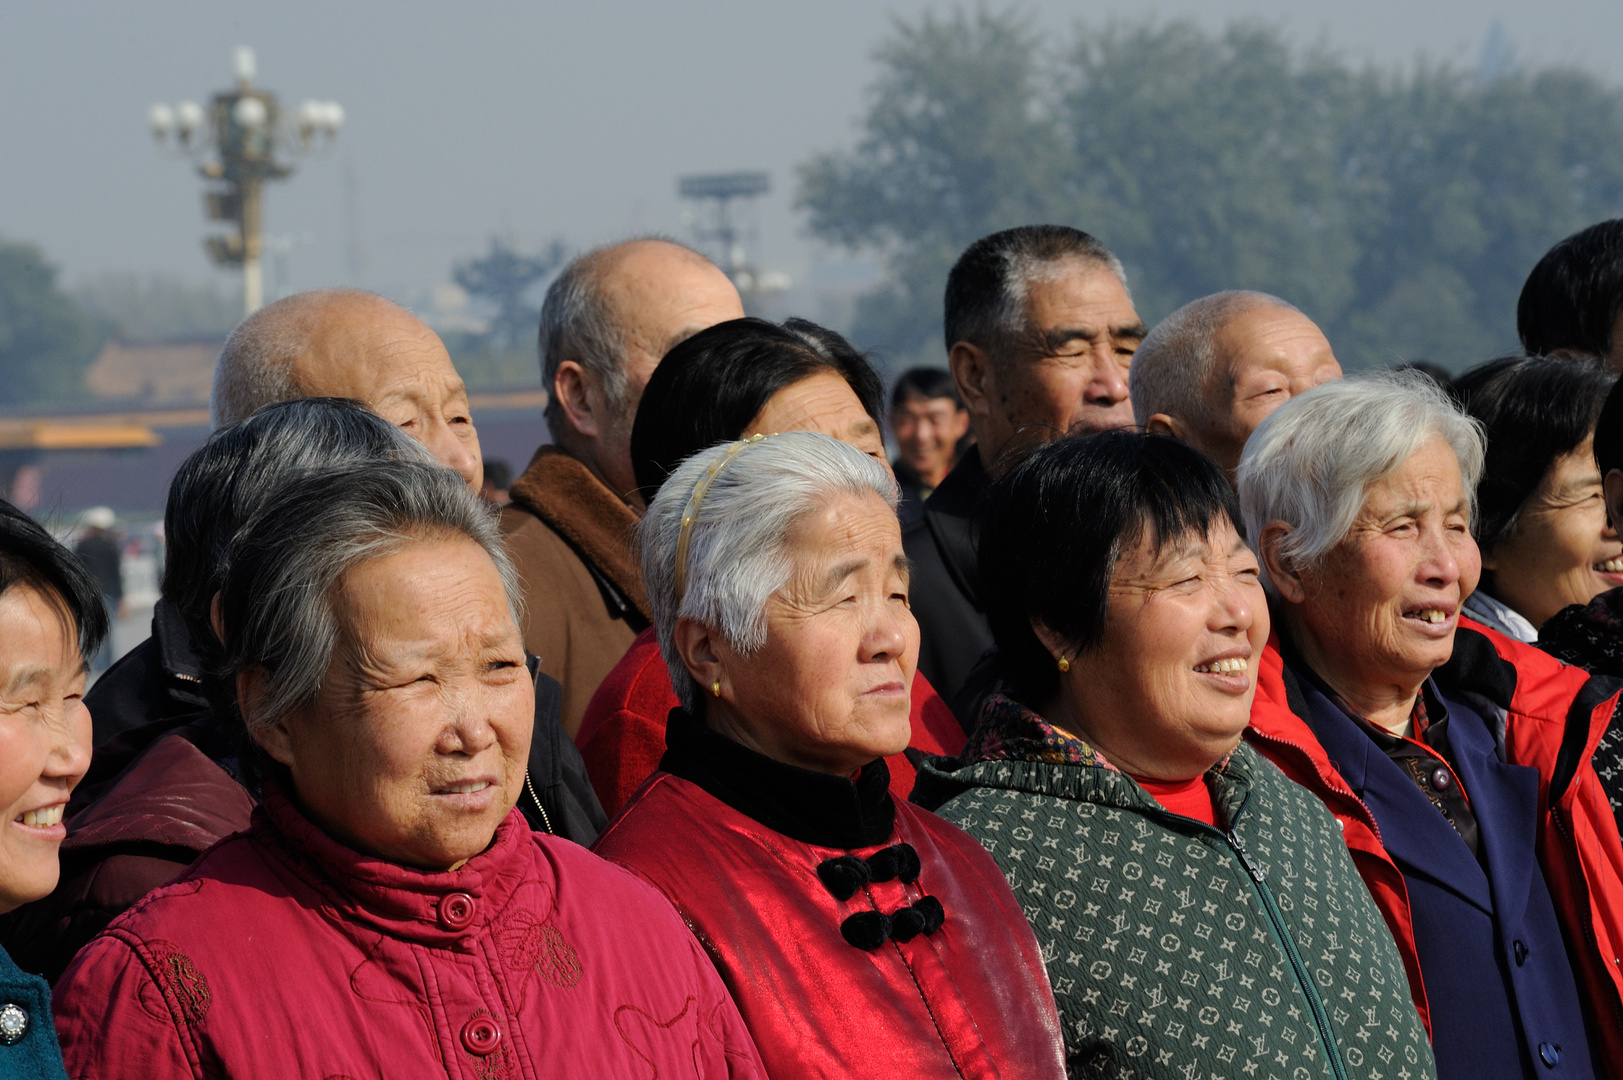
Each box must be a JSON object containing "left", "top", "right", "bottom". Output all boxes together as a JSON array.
[
  {"left": 593, "top": 431, "right": 1066, "bottom": 1078},
  {"left": 1237, "top": 373, "right": 1623, "bottom": 1080},
  {"left": 51, "top": 460, "right": 766, "bottom": 1079}
]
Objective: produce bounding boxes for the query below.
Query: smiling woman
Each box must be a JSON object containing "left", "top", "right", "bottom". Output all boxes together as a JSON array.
[
  {"left": 51, "top": 461, "right": 768, "bottom": 1079},
  {"left": 0, "top": 500, "right": 107, "bottom": 1079}
]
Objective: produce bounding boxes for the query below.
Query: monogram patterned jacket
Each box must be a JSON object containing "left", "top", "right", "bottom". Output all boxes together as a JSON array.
[
  {"left": 50, "top": 783, "right": 767, "bottom": 1080},
  {"left": 913, "top": 697, "right": 1437, "bottom": 1080}
]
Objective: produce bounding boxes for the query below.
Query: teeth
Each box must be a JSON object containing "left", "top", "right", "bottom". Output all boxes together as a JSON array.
[
  {"left": 1194, "top": 658, "right": 1249, "bottom": 674},
  {"left": 440, "top": 782, "right": 490, "bottom": 795},
  {"left": 1413, "top": 609, "right": 1448, "bottom": 624},
  {"left": 1597, "top": 558, "right": 1623, "bottom": 573},
  {"left": 17, "top": 806, "right": 62, "bottom": 828}
]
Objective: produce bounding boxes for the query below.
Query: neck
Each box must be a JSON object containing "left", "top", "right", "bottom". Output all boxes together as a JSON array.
[
  {"left": 554, "top": 435, "right": 641, "bottom": 510},
  {"left": 1043, "top": 689, "right": 1216, "bottom": 783},
  {"left": 1281, "top": 606, "right": 1420, "bottom": 736},
  {"left": 704, "top": 698, "right": 864, "bottom": 778}
]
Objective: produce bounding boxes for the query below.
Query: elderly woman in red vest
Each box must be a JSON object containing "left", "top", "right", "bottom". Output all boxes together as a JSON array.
[
  {"left": 593, "top": 430, "right": 1065, "bottom": 1078},
  {"left": 53, "top": 460, "right": 765, "bottom": 1079}
]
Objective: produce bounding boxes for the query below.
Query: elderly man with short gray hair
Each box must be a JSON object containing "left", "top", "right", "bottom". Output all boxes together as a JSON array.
[
  {"left": 1131, "top": 290, "right": 1340, "bottom": 475},
  {"left": 501, "top": 238, "right": 743, "bottom": 735}
]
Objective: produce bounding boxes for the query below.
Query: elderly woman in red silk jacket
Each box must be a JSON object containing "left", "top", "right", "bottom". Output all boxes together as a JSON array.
[
  {"left": 52, "top": 460, "right": 766, "bottom": 1080},
  {"left": 592, "top": 430, "right": 1066, "bottom": 1079}
]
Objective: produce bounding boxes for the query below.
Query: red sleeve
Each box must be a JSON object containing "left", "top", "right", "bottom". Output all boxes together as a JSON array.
[
  {"left": 908, "top": 671, "right": 967, "bottom": 756},
  {"left": 55, "top": 932, "right": 199, "bottom": 1079},
  {"left": 578, "top": 629, "right": 683, "bottom": 819}
]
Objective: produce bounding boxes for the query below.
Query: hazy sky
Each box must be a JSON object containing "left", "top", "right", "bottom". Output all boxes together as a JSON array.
[{"left": 5, "top": 1, "right": 1623, "bottom": 310}]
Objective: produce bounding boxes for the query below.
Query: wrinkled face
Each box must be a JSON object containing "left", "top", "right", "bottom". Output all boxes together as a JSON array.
[
  {"left": 982, "top": 266, "right": 1144, "bottom": 465},
  {"left": 889, "top": 393, "right": 970, "bottom": 483},
  {"left": 1293, "top": 437, "right": 1481, "bottom": 691},
  {"left": 709, "top": 491, "right": 917, "bottom": 777},
  {"left": 1067, "top": 518, "right": 1267, "bottom": 780},
  {"left": 1198, "top": 306, "right": 1342, "bottom": 472},
  {"left": 748, "top": 371, "right": 890, "bottom": 474},
  {"left": 0, "top": 584, "right": 90, "bottom": 913},
  {"left": 264, "top": 537, "right": 534, "bottom": 872},
  {"left": 1485, "top": 437, "right": 1623, "bottom": 628},
  {"left": 297, "top": 303, "right": 484, "bottom": 490}
]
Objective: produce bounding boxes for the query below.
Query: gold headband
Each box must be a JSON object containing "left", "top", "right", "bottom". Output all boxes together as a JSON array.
[{"left": 674, "top": 433, "right": 774, "bottom": 602}]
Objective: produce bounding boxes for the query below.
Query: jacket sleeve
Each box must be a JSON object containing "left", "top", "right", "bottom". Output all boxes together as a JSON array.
[
  {"left": 522, "top": 665, "right": 609, "bottom": 845},
  {"left": 53, "top": 934, "right": 198, "bottom": 1080},
  {"left": 685, "top": 931, "right": 768, "bottom": 1079}
]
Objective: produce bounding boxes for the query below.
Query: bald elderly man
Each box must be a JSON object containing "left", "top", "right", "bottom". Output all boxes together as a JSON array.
[
  {"left": 502, "top": 238, "right": 744, "bottom": 735},
  {"left": 211, "top": 287, "right": 483, "bottom": 488},
  {"left": 1130, "top": 290, "right": 1341, "bottom": 475}
]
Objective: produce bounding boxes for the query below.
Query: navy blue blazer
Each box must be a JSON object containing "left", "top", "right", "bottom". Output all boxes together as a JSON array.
[{"left": 1290, "top": 667, "right": 1594, "bottom": 1080}]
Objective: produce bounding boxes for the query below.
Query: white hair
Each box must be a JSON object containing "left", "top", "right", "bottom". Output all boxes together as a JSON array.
[
  {"left": 639, "top": 431, "right": 899, "bottom": 709},
  {"left": 1236, "top": 371, "right": 1485, "bottom": 584},
  {"left": 1130, "top": 291, "right": 1299, "bottom": 427}
]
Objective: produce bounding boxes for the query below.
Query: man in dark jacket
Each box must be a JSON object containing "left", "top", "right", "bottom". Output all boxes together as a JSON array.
[
  {"left": 501, "top": 238, "right": 743, "bottom": 736},
  {"left": 906, "top": 225, "right": 1145, "bottom": 711},
  {"left": 72, "top": 507, "right": 122, "bottom": 674},
  {"left": 2, "top": 401, "right": 605, "bottom": 983}
]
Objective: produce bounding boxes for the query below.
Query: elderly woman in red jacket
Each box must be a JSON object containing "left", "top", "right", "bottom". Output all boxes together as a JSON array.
[
  {"left": 592, "top": 430, "right": 1065, "bottom": 1079},
  {"left": 52, "top": 460, "right": 765, "bottom": 1080}
]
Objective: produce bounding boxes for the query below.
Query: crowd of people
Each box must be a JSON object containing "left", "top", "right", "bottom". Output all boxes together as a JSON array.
[{"left": 5, "top": 218, "right": 1623, "bottom": 1078}]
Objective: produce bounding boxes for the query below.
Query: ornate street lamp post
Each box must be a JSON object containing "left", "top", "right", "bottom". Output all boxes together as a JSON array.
[{"left": 148, "top": 47, "right": 341, "bottom": 315}]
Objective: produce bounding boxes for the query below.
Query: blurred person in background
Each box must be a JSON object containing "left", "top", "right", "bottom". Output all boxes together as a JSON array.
[
  {"left": 1518, "top": 219, "right": 1623, "bottom": 371},
  {"left": 1130, "top": 290, "right": 1342, "bottom": 476},
  {"left": 594, "top": 432, "right": 1064, "bottom": 1078},
  {"left": 914, "top": 431, "right": 1436, "bottom": 1080},
  {"left": 210, "top": 287, "right": 484, "bottom": 489},
  {"left": 1452, "top": 356, "right": 1618, "bottom": 642},
  {"left": 1241, "top": 373, "right": 1623, "bottom": 1079},
  {"left": 0, "top": 500, "right": 108, "bottom": 1078},
  {"left": 577, "top": 318, "right": 964, "bottom": 816},
  {"left": 479, "top": 457, "right": 512, "bottom": 506},
  {"left": 53, "top": 461, "right": 765, "bottom": 1080},
  {"left": 887, "top": 366, "right": 969, "bottom": 526},
  {"left": 2, "top": 401, "right": 602, "bottom": 985},
  {"left": 502, "top": 239, "right": 744, "bottom": 736},
  {"left": 71, "top": 507, "right": 121, "bottom": 675},
  {"left": 906, "top": 225, "right": 1146, "bottom": 706}
]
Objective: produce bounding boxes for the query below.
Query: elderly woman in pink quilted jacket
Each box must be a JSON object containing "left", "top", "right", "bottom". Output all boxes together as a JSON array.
[{"left": 52, "top": 460, "right": 765, "bottom": 1080}]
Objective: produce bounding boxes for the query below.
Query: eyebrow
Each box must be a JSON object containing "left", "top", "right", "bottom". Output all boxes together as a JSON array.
[{"left": 1039, "top": 322, "right": 1148, "bottom": 353}]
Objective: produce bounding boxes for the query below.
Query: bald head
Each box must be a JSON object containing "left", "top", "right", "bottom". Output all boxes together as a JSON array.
[
  {"left": 1131, "top": 291, "right": 1340, "bottom": 474},
  {"left": 541, "top": 238, "right": 743, "bottom": 506},
  {"left": 212, "top": 289, "right": 482, "bottom": 489}
]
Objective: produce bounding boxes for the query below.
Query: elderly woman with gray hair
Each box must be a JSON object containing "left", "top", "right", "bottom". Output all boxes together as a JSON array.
[
  {"left": 51, "top": 460, "right": 766, "bottom": 1079},
  {"left": 1238, "top": 373, "right": 1623, "bottom": 1080},
  {"left": 593, "top": 431, "right": 1065, "bottom": 1078}
]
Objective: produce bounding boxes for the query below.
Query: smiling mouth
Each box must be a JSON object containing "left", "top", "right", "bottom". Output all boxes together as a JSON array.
[
  {"left": 16, "top": 806, "right": 63, "bottom": 828},
  {"left": 435, "top": 781, "right": 491, "bottom": 795},
  {"left": 1193, "top": 658, "right": 1249, "bottom": 674},
  {"left": 1408, "top": 608, "right": 1451, "bottom": 624},
  {"left": 1597, "top": 558, "right": 1623, "bottom": 573}
]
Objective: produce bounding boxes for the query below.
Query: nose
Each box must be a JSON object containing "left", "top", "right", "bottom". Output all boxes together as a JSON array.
[
  {"left": 1086, "top": 350, "right": 1131, "bottom": 406},
  {"left": 414, "top": 415, "right": 483, "bottom": 491},
  {"left": 438, "top": 694, "right": 499, "bottom": 758},
  {"left": 1212, "top": 573, "right": 1257, "bottom": 635},
  {"left": 860, "top": 599, "right": 911, "bottom": 665},
  {"left": 44, "top": 699, "right": 92, "bottom": 788},
  {"left": 1419, "top": 524, "right": 1464, "bottom": 587}
]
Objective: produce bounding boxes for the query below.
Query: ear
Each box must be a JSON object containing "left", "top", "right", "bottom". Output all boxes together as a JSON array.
[
  {"left": 1258, "top": 521, "right": 1308, "bottom": 604},
  {"left": 552, "top": 360, "right": 601, "bottom": 440},
  {"left": 1607, "top": 470, "right": 1623, "bottom": 529},
  {"left": 237, "top": 667, "right": 297, "bottom": 768},
  {"left": 1144, "top": 413, "right": 1187, "bottom": 441},
  {"left": 672, "top": 617, "right": 726, "bottom": 701},
  {"left": 1029, "top": 619, "right": 1072, "bottom": 666},
  {"left": 948, "top": 342, "right": 994, "bottom": 427},
  {"left": 208, "top": 592, "right": 226, "bottom": 647}
]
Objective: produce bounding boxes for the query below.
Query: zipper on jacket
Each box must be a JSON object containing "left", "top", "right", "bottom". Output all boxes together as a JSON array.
[{"left": 1225, "top": 827, "right": 1349, "bottom": 1080}]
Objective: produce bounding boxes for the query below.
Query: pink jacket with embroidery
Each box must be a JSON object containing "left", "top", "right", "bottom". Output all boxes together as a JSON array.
[{"left": 51, "top": 786, "right": 767, "bottom": 1080}]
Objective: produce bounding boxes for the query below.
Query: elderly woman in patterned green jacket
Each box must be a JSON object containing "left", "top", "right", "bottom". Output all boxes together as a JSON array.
[{"left": 914, "top": 430, "right": 1437, "bottom": 1080}]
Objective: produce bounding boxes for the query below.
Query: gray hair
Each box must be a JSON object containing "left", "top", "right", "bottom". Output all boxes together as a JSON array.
[
  {"left": 220, "top": 459, "right": 520, "bottom": 735},
  {"left": 1130, "top": 291, "right": 1300, "bottom": 427},
  {"left": 640, "top": 431, "right": 899, "bottom": 709},
  {"left": 943, "top": 225, "right": 1129, "bottom": 363},
  {"left": 539, "top": 237, "right": 709, "bottom": 441},
  {"left": 1236, "top": 371, "right": 1486, "bottom": 582},
  {"left": 211, "top": 288, "right": 408, "bottom": 427}
]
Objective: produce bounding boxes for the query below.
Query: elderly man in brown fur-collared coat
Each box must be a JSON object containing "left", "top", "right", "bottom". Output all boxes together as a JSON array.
[{"left": 502, "top": 238, "right": 743, "bottom": 736}]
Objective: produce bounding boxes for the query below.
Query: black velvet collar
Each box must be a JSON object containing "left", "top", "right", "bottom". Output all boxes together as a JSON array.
[{"left": 659, "top": 707, "right": 895, "bottom": 849}]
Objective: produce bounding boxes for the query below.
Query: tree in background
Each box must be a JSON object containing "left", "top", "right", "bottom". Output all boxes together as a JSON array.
[
  {"left": 800, "top": 10, "right": 1623, "bottom": 371},
  {"left": 453, "top": 237, "right": 566, "bottom": 350},
  {"left": 74, "top": 272, "right": 240, "bottom": 344},
  {"left": 0, "top": 238, "right": 105, "bottom": 406}
]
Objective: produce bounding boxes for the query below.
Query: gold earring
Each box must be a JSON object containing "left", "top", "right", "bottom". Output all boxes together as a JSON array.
[
  {"left": 1057, "top": 656, "right": 1070, "bottom": 673},
  {"left": 711, "top": 681, "right": 722, "bottom": 698}
]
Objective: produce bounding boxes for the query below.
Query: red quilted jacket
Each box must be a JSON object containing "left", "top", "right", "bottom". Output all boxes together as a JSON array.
[
  {"left": 51, "top": 784, "right": 767, "bottom": 1079},
  {"left": 1250, "top": 620, "right": 1623, "bottom": 1073}
]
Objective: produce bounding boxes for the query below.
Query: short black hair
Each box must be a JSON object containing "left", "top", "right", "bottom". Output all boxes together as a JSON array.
[
  {"left": 890, "top": 367, "right": 961, "bottom": 411},
  {"left": 943, "top": 225, "right": 1121, "bottom": 359},
  {"left": 629, "top": 317, "right": 883, "bottom": 502},
  {"left": 1596, "top": 377, "right": 1623, "bottom": 480},
  {"left": 0, "top": 499, "right": 109, "bottom": 663},
  {"left": 1452, "top": 356, "right": 1615, "bottom": 557},
  {"left": 1518, "top": 220, "right": 1623, "bottom": 359},
  {"left": 978, "top": 430, "right": 1240, "bottom": 708}
]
